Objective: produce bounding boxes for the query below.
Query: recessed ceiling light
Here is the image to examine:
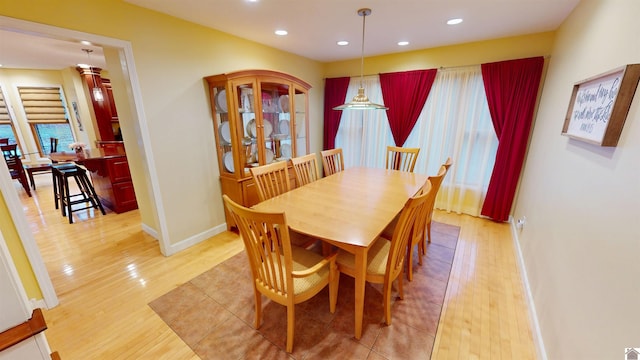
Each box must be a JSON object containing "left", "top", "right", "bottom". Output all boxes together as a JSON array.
[
  {"left": 80, "top": 40, "right": 92, "bottom": 45},
  {"left": 447, "top": 18, "right": 463, "bottom": 25},
  {"left": 275, "top": 30, "right": 288, "bottom": 36},
  {"left": 337, "top": 40, "right": 349, "bottom": 46},
  {"left": 398, "top": 41, "right": 409, "bottom": 46}
]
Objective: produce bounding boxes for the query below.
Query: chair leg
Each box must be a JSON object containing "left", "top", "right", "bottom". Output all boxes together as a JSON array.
[
  {"left": 426, "top": 221, "right": 432, "bottom": 244},
  {"left": 18, "top": 172, "right": 32, "bottom": 197},
  {"left": 64, "top": 176, "right": 73, "bottom": 224},
  {"left": 406, "top": 244, "right": 414, "bottom": 281},
  {"left": 383, "top": 280, "right": 393, "bottom": 326},
  {"left": 253, "top": 288, "right": 262, "bottom": 329},
  {"left": 286, "top": 304, "right": 295, "bottom": 353}
]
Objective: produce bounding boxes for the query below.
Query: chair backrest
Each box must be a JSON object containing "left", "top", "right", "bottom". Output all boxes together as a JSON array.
[
  {"left": 250, "top": 161, "right": 291, "bottom": 202},
  {"left": 424, "top": 164, "right": 449, "bottom": 225},
  {"left": 320, "top": 148, "right": 344, "bottom": 176},
  {"left": 290, "top": 153, "right": 320, "bottom": 187},
  {"left": 0, "top": 138, "right": 9, "bottom": 146},
  {"left": 385, "top": 146, "right": 420, "bottom": 172},
  {"left": 222, "top": 194, "right": 294, "bottom": 301},
  {"left": 1, "top": 144, "right": 18, "bottom": 160},
  {"left": 387, "top": 181, "right": 432, "bottom": 280},
  {"left": 50, "top": 137, "right": 59, "bottom": 153},
  {"left": 442, "top": 157, "right": 452, "bottom": 171}
]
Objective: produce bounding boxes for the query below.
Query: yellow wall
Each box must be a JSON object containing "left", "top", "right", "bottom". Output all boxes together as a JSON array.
[
  {"left": 513, "top": 0, "right": 640, "bottom": 358},
  {"left": 0, "top": 194, "right": 42, "bottom": 299},
  {"left": 323, "top": 32, "right": 556, "bottom": 77}
]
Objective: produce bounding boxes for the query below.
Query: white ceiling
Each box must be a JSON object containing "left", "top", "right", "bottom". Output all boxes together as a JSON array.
[{"left": 0, "top": 0, "right": 580, "bottom": 70}]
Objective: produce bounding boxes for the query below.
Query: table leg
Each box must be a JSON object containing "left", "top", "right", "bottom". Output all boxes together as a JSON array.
[
  {"left": 26, "top": 169, "right": 36, "bottom": 189},
  {"left": 354, "top": 249, "right": 367, "bottom": 339}
]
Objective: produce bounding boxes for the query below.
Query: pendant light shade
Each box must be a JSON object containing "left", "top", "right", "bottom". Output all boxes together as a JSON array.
[
  {"left": 334, "top": 8, "right": 388, "bottom": 110},
  {"left": 81, "top": 49, "right": 104, "bottom": 102}
]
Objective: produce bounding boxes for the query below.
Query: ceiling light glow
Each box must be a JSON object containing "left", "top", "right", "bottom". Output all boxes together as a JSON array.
[
  {"left": 398, "top": 41, "right": 409, "bottom": 46},
  {"left": 275, "top": 30, "right": 288, "bottom": 36},
  {"left": 447, "top": 18, "right": 463, "bottom": 25},
  {"left": 337, "top": 40, "right": 349, "bottom": 46}
]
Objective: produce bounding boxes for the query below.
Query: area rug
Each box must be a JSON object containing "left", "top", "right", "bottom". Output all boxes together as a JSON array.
[{"left": 149, "top": 221, "right": 460, "bottom": 360}]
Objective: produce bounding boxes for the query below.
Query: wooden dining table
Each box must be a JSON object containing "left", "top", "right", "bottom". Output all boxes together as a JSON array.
[{"left": 252, "top": 166, "right": 427, "bottom": 339}]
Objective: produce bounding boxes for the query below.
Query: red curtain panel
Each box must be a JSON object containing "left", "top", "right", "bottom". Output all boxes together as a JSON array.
[
  {"left": 380, "top": 69, "right": 437, "bottom": 147},
  {"left": 323, "top": 77, "right": 351, "bottom": 150},
  {"left": 480, "top": 56, "right": 544, "bottom": 221}
]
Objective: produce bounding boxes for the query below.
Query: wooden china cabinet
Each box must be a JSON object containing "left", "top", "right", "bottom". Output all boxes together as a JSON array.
[{"left": 204, "top": 70, "right": 311, "bottom": 229}]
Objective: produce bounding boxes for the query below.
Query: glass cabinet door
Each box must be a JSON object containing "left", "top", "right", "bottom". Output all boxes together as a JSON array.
[
  {"left": 234, "top": 82, "right": 257, "bottom": 176},
  {"left": 293, "top": 88, "right": 308, "bottom": 156},
  {"left": 212, "top": 85, "right": 235, "bottom": 175},
  {"left": 259, "top": 82, "right": 292, "bottom": 165}
]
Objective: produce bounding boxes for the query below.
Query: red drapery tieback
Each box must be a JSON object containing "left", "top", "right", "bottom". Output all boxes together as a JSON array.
[
  {"left": 323, "top": 77, "right": 351, "bottom": 150},
  {"left": 480, "top": 56, "right": 545, "bottom": 222},
  {"left": 380, "top": 69, "right": 437, "bottom": 147}
]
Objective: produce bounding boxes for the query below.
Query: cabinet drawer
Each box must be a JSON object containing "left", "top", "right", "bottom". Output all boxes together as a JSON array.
[
  {"left": 106, "top": 158, "right": 132, "bottom": 183},
  {"left": 112, "top": 181, "right": 138, "bottom": 212},
  {"left": 242, "top": 179, "right": 260, "bottom": 207}
]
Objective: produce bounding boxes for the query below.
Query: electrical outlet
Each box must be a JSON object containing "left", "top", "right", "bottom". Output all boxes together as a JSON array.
[{"left": 516, "top": 216, "right": 527, "bottom": 229}]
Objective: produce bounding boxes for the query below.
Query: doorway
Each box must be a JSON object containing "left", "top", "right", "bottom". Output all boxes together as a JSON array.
[{"left": 0, "top": 16, "right": 168, "bottom": 308}]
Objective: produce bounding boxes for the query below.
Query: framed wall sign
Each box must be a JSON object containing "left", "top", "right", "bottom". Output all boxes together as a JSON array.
[{"left": 562, "top": 64, "right": 640, "bottom": 146}]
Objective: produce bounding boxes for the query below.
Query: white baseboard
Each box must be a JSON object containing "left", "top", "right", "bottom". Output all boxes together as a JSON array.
[
  {"left": 141, "top": 222, "right": 159, "bottom": 240},
  {"left": 30, "top": 298, "right": 48, "bottom": 310},
  {"left": 164, "top": 222, "right": 229, "bottom": 256},
  {"left": 509, "top": 216, "right": 547, "bottom": 360}
]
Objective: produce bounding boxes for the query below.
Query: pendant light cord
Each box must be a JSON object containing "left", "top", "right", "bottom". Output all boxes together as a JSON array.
[{"left": 360, "top": 10, "right": 366, "bottom": 89}]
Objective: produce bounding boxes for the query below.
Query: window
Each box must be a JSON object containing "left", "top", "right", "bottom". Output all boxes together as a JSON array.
[
  {"left": 334, "top": 66, "right": 499, "bottom": 216},
  {"left": 0, "top": 86, "right": 21, "bottom": 155},
  {"left": 17, "top": 86, "right": 75, "bottom": 155}
]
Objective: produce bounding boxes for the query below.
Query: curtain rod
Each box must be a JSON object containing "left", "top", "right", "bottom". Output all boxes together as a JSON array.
[{"left": 325, "top": 55, "right": 551, "bottom": 79}]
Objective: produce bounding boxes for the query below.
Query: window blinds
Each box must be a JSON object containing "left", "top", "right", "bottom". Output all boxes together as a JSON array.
[{"left": 17, "top": 86, "right": 68, "bottom": 123}]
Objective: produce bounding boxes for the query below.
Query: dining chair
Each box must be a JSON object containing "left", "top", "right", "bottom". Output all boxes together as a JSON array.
[
  {"left": 335, "top": 181, "right": 431, "bottom": 326},
  {"left": 2, "top": 145, "right": 31, "bottom": 197},
  {"left": 423, "top": 161, "right": 452, "bottom": 247},
  {"left": 50, "top": 137, "right": 59, "bottom": 153},
  {"left": 250, "top": 161, "right": 291, "bottom": 202},
  {"left": 1, "top": 144, "right": 18, "bottom": 160},
  {"left": 222, "top": 195, "right": 338, "bottom": 353},
  {"left": 442, "top": 156, "right": 452, "bottom": 171},
  {"left": 404, "top": 176, "right": 442, "bottom": 281},
  {"left": 290, "top": 153, "right": 320, "bottom": 187},
  {"left": 250, "top": 161, "right": 317, "bottom": 248},
  {"left": 0, "top": 138, "right": 9, "bottom": 146},
  {"left": 320, "top": 148, "right": 344, "bottom": 176},
  {"left": 385, "top": 146, "right": 420, "bottom": 172}
]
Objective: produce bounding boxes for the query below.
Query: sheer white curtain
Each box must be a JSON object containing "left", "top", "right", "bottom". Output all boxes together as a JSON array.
[
  {"left": 335, "top": 76, "right": 393, "bottom": 168},
  {"left": 333, "top": 66, "right": 498, "bottom": 216}
]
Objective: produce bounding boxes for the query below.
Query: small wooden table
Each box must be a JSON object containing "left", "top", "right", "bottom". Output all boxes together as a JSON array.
[
  {"left": 23, "top": 163, "right": 52, "bottom": 189},
  {"left": 252, "top": 167, "right": 427, "bottom": 339}
]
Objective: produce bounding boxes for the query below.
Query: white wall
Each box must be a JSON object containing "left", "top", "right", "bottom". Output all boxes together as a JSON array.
[{"left": 513, "top": 0, "right": 640, "bottom": 358}]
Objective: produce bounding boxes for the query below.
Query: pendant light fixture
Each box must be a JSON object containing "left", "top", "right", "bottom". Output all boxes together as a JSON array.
[
  {"left": 333, "top": 8, "right": 388, "bottom": 110},
  {"left": 81, "top": 48, "right": 104, "bottom": 102}
]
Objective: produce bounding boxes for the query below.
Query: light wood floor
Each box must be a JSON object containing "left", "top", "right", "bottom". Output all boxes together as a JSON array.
[{"left": 15, "top": 175, "right": 535, "bottom": 359}]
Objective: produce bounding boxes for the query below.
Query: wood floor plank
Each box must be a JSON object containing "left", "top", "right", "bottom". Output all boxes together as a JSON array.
[{"left": 11, "top": 176, "right": 536, "bottom": 359}]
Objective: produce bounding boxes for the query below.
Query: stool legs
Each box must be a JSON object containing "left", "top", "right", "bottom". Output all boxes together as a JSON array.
[{"left": 53, "top": 165, "right": 105, "bottom": 224}]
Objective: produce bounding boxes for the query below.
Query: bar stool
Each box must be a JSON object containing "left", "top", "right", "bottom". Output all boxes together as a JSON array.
[{"left": 52, "top": 164, "right": 106, "bottom": 224}]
